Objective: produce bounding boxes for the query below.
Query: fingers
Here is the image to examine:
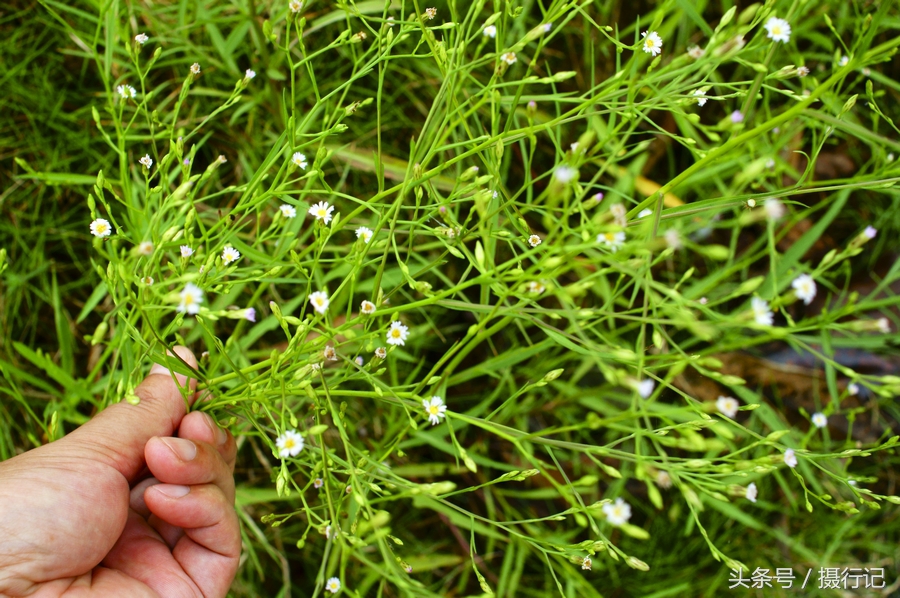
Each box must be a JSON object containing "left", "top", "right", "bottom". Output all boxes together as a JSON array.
[
  {"left": 62, "top": 346, "right": 199, "bottom": 481},
  {"left": 178, "top": 411, "right": 237, "bottom": 473},
  {"left": 143, "top": 483, "right": 240, "bottom": 598}
]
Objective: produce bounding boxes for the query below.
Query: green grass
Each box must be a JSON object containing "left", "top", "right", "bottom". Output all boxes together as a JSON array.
[{"left": 2, "top": 0, "right": 900, "bottom": 595}]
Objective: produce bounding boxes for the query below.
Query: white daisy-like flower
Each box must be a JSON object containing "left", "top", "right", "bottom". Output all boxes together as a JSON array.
[
  {"left": 637, "top": 379, "right": 655, "bottom": 398},
  {"left": 638, "top": 208, "right": 653, "bottom": 218},
  {"left": 116, "top": 84, "right": 137, "bottom": 99},
  {"left": 90, "top": 218, "right": 112, "bottom": 238},
  {"left": 609, "top": 204, "right": 627, "bottom": 227},
  {"left": 526, "top": 281, "right": 546, "bottom": 294},
  {"left": 641, "top": 31, "right": 663, "bottom": 56},
  {"left": 374, "top": 346, "right": 387, "bottom": 359},
  {"left": 386, "top": 320, "right": 409, "bottom": 346},
  {"left": 528, "top": 234, "right": 541, "bottom": 248},
  {"left": 308, "top": 201, "right": 335, "bottom": 224},
  {"left": 423, "top": 395, "right": 447, "bottom": 425},
  {"left": 553, "top": 165, "right": 576, "bottom": 183},
  {"left": 280, "top": 204, "right": 297, "bottom": 218},
  {"left": 501, "top": 52, "right": 517, "bottom": 65},
  {"left": 177, "top": 282, "right": 204, "bottom": 315},
  {"left": 797, "top": 66, "right": 809, "bottom": 77},
  {"left": 811, "top": 412, "right": 827, "bottom": 429},
  {"left": 356, "top": 226, "right": 373, "bottom": 243},
  {"left": 142, "top": 276, "right": 153, "bottom": 285},
  {"left": 848, "top": 383, "right": 859, "bottom": 396},
  {"left": 276, "top": 429, "right": 304, "bottom": 458},
  {"left": 716, "top": 395, "right": 739, "bottom": 418},
  {"left": 764, "top": 17, "right": 791, "bottom": 43},
  {"left": 597, "top": 231, "right": 626, "bottom": 252},
  {"left": 360, "top": 300, "right": 376, "bottom": 315},
  {"left": 325, "top": 577, "right": 341, "bottom": 594},
  {"left": 746, "top": 482, "right": 758, "bottom": 503},
  {"left": 323, "top": 344, "right": 337, "bottom": 361},
  {"left": 751, "top": 296, "right": 774, "bottom": 326},
  {"left": 134, "top": 33, "right": 149, "bottom": 44},
  {"left": 424, "top": 7, "right": 437, "bottom": 19},
  {"left": 137, "top": 241, "right": 154, "bottom": 256},
  {"left": 190, "top": 63, "right": 201, "bottom": 75},
  {"left": 692, "top": 89, "right": 707, "bottom": 106},
  {"left": 289, "top": 0, "right": 303, "bottom": 13},
  {"left": 314, "top": 478, "right": 323, "bottom": 489},
  {"left": 180, "top": 245, "right": 193, "bottom": 258},
  {"left": 221, "top": 246, "right": 241, "bottom": 265},
  {"left": 784, "top": 448, "right": 798, "bottom": 468},
  {"left": 139, "top": 155, "right": 153, "bottom": 169},
  {"left": 309, "top": 290, "right": 329, "bottom": 314},
  {"left": 687, "top": 45, "right": 705, "bottom": 59},
  {"left": 483, "top": 25, "right": 497, "bottom": 38},
  {"left": 764, "top": 198, "right": 785, "bottom": 220},
  {"left": 602, "top": 497, "right": 632, "bottom": 526},
  {"left": 655, "top": 470, "right": 672, "bottom": 489},
  {"left": 791, "top": 274, "right": 816, "bottom": 305},
  {"left": 292, "top": 152, "right": 308, "bottom": 169},
  {"left": 581, "top": 556, "right": 592, "bottom": 571},
  {"left": 245, "top": 69, "right": 256, "bottom": 79}
]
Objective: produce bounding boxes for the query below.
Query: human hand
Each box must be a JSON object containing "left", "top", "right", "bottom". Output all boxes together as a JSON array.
[{"left": 0, "top": 346, "right": 240, "bottom": 597}]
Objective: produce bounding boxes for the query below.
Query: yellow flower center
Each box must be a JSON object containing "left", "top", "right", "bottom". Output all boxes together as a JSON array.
[
  {"left": 428, "top": 405, "right": 440, "bottom": 415},
  {"left": 391, "top": 329, "right": 401, "bottom": 338},
  {"left": 184, "top": 295, "right": 195, "bottom": 305},
  {"left": 604, "top": 233, "right": 616, "bottom": 242},
  {"left": 283, "top": 438, "right": 295, "bottom": 449}
]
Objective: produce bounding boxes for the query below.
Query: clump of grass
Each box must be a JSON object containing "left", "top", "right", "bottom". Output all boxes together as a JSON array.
[{"left": 3, "top": 0, "right": 900, "bottom": 595}]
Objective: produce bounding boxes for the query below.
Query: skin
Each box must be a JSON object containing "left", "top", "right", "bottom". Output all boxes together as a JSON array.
[{"left": 0, "top": 346, "right": 240, "bottom": 597}]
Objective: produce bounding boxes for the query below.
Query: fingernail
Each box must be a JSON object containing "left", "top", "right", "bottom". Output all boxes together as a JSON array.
[
  {"left": 155, "top": 484, "right": 190, "bottom": 498},
  {"left": 149, "top": 363, "right": 170, "bottom": 376},
  {"left": 204, "top": 413, "right": 227, "bottom": 446},
  {"left": 161, "top": 437, "right": 197, "bottom": 461}
]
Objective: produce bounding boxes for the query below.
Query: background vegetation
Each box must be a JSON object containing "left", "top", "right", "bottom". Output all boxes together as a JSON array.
[{"left": 2, "top": 0, "right": 900, "bottom": 595}]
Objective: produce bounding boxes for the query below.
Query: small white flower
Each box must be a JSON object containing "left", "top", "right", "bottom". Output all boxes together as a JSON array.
[
  {"left": 838, "top": 55, "right": 849, "bottom": 67},
  {"left": 692, "top": 89, "right": 708, "bottom": 106},
  {"left": 751, "top": 296, "right": 774, "bottom": 326},
  {"left": 134, "top": 33, "right": 149, "bottom": 44},
  {"left": 355, "top": 356, "right": 364, "bottom": 366},
  {"left": 314, "top": 478, "right": 323, "bottom": 489},
  {"left": 638, "top": 208, "right": 653, "bottom": 219},
  {"left": 609, "top": 203, "right": 627, "bottom": 227},
  {"left": 180, "top": 245, "right": 193, "bottom": 258},
  {"left": 139, "top": 154, "right": 153, "bottom": 169},
  {"left": 325, "top": 577, "right": 341, "bottom": 594},
  {"left": 244, "top": 307, "right": 256, "bottom": 322},
  {"left": 308, "top": 201, "right": 335, "bottom": 224},
  {"left": 386, "top": 320, "right": 409, "bottom": 346},
  {"left": 143, "top": 276, "right": 154, "bottom": 285},
  {"left": 602, "top": 497, "right": 632, "bottom": 526},
  {"left": 636, "top": 379, "right": 655, "bottom": 399},
  {"left": 784, "top": 448, "right": 798, "bottom": 468},
  {"left": 292, "top": 152, "right": 308, "bottom": 169},
  {"left": 664, "top": 229, "right": 681, "bottom": 250},
  {"left": 687, "top": 45, "right": 705, "bottom": 59},
  {"left": 280, "top": 204, "right": 297, "bottom": 218},
  {"left": 501, "top": 52, "right": 517, "bottom": 65},
  {"left": 275, "top": 429, "right": 304, "bottom": 458},
  {"left": 483, "top": 25, "right": 497, "bottom": 37},
  {"left": 245, "top": 69, "right": 256, "bottom": 79},
  {"left": 360, "top": 300, "right": 376, "bottom": 315},
  {"left": 655, "top": 470, "right": 672, "bottom": 489},
  {"left": 221, "top": 246, "right": 241, "bottom": 265},
  {"left": 581, "top": 556, "right": 592, "bottom": 571},
  {"left": 863, "top": 226, "right": 877, "bottom": 239},
  {"left": 746, "top": 482, "right": 758, "bottom": 503},
  {"left": 542, "top": 23, "right": 552, "bottom": 32},
  {"left": 356, "top": 226, "right": 373, "bottom": 243},
  {"left": 137, "top": 241, "right": 154, "bottom": 256},
  {"left": 553, "top": 165, "right": 576, "bottom": 183},
  {"left": 190, "top": 63, "right": 201, "bottom": 75},
  {"left": 423, "top": 7, "right": 437, "bottom": 20},
  {"left": 764, "top": 17, "right": 791, "bottom": 43},
  {"left": 526, "top": 281, "right": 546, "bottom": 294},
  {"left": 597, "top": 231, "right": 626, "bottom": 252},
  {"left": 323, "top": 345, "right": 337, "bottom": 361},
  {"left": 791, "top": 274, "right": 816, "bottom": 305},
  {"left": 374, "top": 346, "right": 387, "bottom": 359},
  {"left": 423, "top": 395, "right": 447, "bottom": 425},
  {"left": 116, "top": 84, "right": 137, "bottom": 99},
  {"left": 528, "top": 234, "right": 542, "bottom": 248},
  {"left": 764, "top": 198, "right": 785, "bottom": 220},
  {"left": 386, "top": 16, "right": 394, "bottom": 27},
  {"left": 797, "top": 65, "right": 809, "bottom": 77},
  {"left": 811, "top": 412, "right": 827, "bottom": 429},
  {"left": 716, "top": 395, "right": 739, "bottom": 418},
  {"left": 309, "top": 290, "right": 329, "bottom": 314},
  {"left": 90, "top": 218, "right": 112, "bottom": 238},
  {"left": 848, "top": 383, "right": 859, "bottom": 396},
  {"left": 178, "top": 282, "right": 204, "bottom": 315},
  {"left": 289, "top": 0, "right": 303, "bottom": 13},
  {"left": 641, "top": 31, "right": 663, "bottom": 56},
  {"left": 876, "top": 317, "right": 890, "bottom": 334}
]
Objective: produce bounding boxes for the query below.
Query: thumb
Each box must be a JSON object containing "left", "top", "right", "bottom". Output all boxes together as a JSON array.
[{"left": 62, "top": 346, "right": 199, "bottom": 481}]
